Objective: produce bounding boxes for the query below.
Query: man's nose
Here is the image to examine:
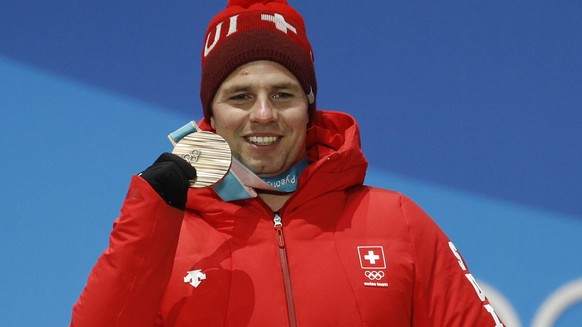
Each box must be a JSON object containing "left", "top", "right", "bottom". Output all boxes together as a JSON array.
[{"left": 250, "top": 96, "right": 276, "bottom": 123}]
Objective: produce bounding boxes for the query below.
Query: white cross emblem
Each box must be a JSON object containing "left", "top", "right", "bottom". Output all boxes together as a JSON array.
[
  {"left": 261, "top": 13, "right": 297, "bottom": 34},
  {"left": 358, "top": 246, "right": 386, "bottom": 269},
  {"left": 364, "top": 250, "right": 380, "bottom": 264}
]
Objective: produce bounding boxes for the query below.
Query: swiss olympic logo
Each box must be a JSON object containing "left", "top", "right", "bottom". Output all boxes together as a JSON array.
[{"left": 358, "top": 246, "right": 389, "bottom": 287}]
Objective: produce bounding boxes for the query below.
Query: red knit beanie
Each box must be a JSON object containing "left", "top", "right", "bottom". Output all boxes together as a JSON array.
[{"left": 200, "top": 0, "right": 317, "bottom": 121}]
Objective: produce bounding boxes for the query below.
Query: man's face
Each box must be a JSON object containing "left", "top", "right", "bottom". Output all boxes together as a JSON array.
[{"left": 210, "top": 60, "right": 309, "bottom": 178}]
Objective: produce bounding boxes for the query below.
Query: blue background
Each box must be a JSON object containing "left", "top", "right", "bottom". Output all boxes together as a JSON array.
[{"left": 1, "top": 1, "right": 580, "bottom": 326}]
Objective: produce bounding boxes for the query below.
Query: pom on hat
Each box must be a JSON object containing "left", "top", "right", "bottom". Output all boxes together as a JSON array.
[{"left": 200, "top": 0, "right": 317, "bottom": 121}]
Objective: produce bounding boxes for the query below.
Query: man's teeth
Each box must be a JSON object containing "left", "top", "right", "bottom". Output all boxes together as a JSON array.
[{"left": 247, "top": 136, "right": 279, "bottom": 145}]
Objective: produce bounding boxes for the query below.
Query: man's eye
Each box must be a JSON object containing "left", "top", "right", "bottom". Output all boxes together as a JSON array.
[
  {"left": 273, "top": 92, "right": 293, "bottom": 100},
  {"left": 230, "top": 93, "right": 250, "bottom": 101}
]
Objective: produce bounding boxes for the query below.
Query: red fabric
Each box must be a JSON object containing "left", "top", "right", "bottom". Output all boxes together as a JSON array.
[
  {"left": 204, "top": 0, "right": 310, "bottom": 58},
  {"left": 71, "top": 110, "right": 502, "bottom": 326}
]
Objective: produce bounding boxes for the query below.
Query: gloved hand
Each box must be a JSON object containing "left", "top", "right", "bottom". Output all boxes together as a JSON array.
[{"left": 138, "top": 153, "right": 197, "bottom": 210}]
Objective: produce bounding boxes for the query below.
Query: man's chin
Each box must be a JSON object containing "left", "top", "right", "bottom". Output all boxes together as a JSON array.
[
  {"left": 240, "top": 158, "right": 282, "bottom": 176},
  {"left": 252, "top": 165, "right": 288, "bottom": 178}
]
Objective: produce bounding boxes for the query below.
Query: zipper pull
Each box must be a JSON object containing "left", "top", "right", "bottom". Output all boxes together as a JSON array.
[{"left": 273, "top": 213, "right": 285, "bottom": 248}]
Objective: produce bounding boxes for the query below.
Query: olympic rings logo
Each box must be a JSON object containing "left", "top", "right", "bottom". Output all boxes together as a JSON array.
[
  {"left": 365, "top": 270, "right": 385, "bottom": 280},
  {"left": 182, "top": 149, "right": 201, "bottom": 163}
]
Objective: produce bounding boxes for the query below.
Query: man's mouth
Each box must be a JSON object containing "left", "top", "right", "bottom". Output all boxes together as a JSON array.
[{"left": 246, "top": 136, "right": 279, "bottom": 146}]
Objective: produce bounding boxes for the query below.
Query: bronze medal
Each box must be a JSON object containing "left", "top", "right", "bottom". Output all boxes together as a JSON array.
[{"left": 171, "top": 131, "right": 232, "bottom": 188}]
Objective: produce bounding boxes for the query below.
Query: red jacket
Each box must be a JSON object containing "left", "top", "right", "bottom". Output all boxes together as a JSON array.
[{"left": 72, "top": 110, "right": 503, "bottom": 326}]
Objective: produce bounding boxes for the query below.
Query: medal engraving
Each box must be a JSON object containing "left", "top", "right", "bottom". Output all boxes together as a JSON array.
[
  {"left": 183, "top": 149, "right": 201, "bottom": 163},
  {"left": 172, "top": 131, "right": 232, "bottom": 188}
]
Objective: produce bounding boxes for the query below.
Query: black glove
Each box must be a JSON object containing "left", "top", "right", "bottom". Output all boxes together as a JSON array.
[{"left": 138, "top": 153, "right": 197, "bottom": 210}]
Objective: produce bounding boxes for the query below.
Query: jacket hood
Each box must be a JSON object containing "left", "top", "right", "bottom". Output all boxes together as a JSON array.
[{"left": 188, "top": 110, "right": 368, "bottom": 211}]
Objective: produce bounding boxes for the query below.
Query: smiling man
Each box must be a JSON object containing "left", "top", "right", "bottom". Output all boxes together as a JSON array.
[
  {"left": 211, "top": 60, "right": 310, "bottom": 210},
  {"left": 211, "top": 61, "right": 309, "bottom": 179},
  {"left": 71, "top": 1, "right": 504, "bottom": 326}
]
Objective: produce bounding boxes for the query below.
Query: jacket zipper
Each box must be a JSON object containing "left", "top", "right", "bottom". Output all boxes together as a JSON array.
[{"left": 273, "top": 213, "right": 297, "bottom": 327}]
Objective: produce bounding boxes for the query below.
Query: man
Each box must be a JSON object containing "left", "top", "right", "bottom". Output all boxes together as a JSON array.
[{"left": 71, "top": 0, "right": 504, "bottom": 326}]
